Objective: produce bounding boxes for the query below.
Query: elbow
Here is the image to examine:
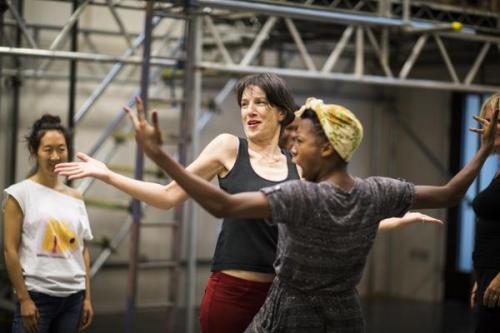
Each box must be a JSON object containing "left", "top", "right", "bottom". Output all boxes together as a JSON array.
[
  {"left": 446, "top": 187, "right": 466, "bottom": 207},
  {"left": 437, "top": 185, "right": 466, "bottom": 208},
  {"left": 448, "top": 193, "right": 464, "bottom": 207},
  {"left": 155, "top": 202, "right": 174, "bottom": 210}
]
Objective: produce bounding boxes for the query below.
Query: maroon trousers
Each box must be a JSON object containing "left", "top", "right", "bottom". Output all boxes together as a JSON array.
[{"left": 199, "top": 272, "right": 272, "bottom": 333}]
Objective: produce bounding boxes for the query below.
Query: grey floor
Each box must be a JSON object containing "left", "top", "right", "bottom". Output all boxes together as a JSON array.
[{"left": 0, "top": 298, "right": 474, "bottom": 333}]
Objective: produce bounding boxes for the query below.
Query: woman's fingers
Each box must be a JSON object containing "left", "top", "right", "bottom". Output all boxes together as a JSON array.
[
  {"left": 473, "top": 115, "right": 488, "bottom": 125},
  {"left": 135, "top": 95, "right": 146, "bottom": 122},
  {"left": 55, "top": 163, "right": 82, "bottom": 173},
  {"left": 23, "top": 314, "right": 37, "bottom": 333},
  {"left": 151, "top": 110, "right": 163, "bottom": 144},
  {"left": 469, "top": 127, "right": 484, "bottom": 134},
  {"left": 76, "top": 152, "right": 91, "bottom": 162},
  {"left": 424, "top": 217, "right": 443, "bottom": 225},
  {"left": 123, "top": 105, "right": 139, "bottom": 129}
]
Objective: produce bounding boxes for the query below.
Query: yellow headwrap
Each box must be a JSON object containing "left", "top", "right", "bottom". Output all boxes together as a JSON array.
[{"left": 295, "top": 97, "right": 363, "bottom": 161}]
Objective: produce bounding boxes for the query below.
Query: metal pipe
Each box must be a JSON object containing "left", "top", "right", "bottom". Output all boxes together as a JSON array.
[
  {"left": 1, "top": 68, "right": 143, "bottom": 83},
  {"left": 90, "top": 219, "right": 132, "bottom": 277},
  {"left": 211, "top": 14, "right": 279, "bottom": 112},
  {"left": 364, "top": 27, "right": 393, "bottom": 77},
  {"left": 204, "top": 15, "right": 234, "bottom": 65},
  {"left": 464, "top": 42, "right": 491, "bottom": 85},
  {"left": 355, "top": 25, "right": 363, "bottom": 77},
  {"left": 5, "top": 0, "right": 38, "bottom": 48},
  {"left": 77, "top": 38, "right": 184, "bottom": 196},
  {"left": 37, "top": 0, "right": 92, "bottom": 72},
  {"left": 2, "top": 18, "right": 172, "bottom": 39},
  {"left": 73, "top": 16, "right": 162, "bottom": 125},
  {"left": 182, "top": 3, "right": 201, "bottom": 331},
  {"left": 7, "top": 0, "right": 22, "bottom": 186},
  {"left": 197, "top": 0, "right": 474, "bottom": 31},
  {"left": 321, "top": 25, "right": 354, "bottom": 73},
  {"left": 284, "top": 18, "right": 316, "bottom": 71},
  {"left": 124, "top": 1, "right": 154, "bottom": 332},
  {"left": 68, "top": 0, "right": 79, "bottom": 171},
  {"left": 403, "top": 0, "right": 411, "bottom": 25},
  {"left": 48, "top": 0, "right": 91, "bottom": 51},
  {"left": 398, "top": 33, "right": 428, "bottom": 79},
  {"left": 0, "top": 0, "right": 8, "bottom": 189},
  {"left": 106, "top": 0, "right": 133, "bottom": 48},
  {"left": 240, "top": 16, "right": 277, "bottom": 66},
  {"left": 0, "top": 46, "right": 177, "bottom": 66},
  {"left": 199, "top": 62, "right": 500, "bottom": 93},
  {"left": 433, "top": 34, "right": 459, "bottom": 83}
]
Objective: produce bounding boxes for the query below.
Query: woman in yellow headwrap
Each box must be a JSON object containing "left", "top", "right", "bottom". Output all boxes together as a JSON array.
[{"left": 111, "top": 95, "right": 498, "bottom": 332}]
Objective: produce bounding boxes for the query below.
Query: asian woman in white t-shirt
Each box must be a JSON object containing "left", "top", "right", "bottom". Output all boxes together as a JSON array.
[{"left": 3, "top": 114, "right": 93, "bottom": 333}]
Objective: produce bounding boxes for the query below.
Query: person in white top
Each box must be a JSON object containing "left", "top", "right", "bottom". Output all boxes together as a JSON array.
[{"left": 3, "top": 114, "right": 93, "bottom": 333}]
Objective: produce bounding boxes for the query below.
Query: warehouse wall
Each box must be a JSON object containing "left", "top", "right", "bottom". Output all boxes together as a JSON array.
[{"left": 0, "top": 0, "right": 485, "bottom": 316}]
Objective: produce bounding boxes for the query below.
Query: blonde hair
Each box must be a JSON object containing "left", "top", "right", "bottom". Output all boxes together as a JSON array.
[{"left": 479, "top": 92, "right": 500, "bottom": 118}]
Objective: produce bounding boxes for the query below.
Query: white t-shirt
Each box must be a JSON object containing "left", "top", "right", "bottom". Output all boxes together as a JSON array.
[{"left": 3, "top": 179, "right": 93, "bottom": 297}]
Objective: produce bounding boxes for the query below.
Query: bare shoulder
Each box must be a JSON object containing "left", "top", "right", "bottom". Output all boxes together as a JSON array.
[
  {"left": 64, "top": 186, "right": 83, "bottom": 200},
  {"left": 204, "top": 133, "right": 239, "bottom": 159},
  {"left": 197, "top": 133, "right": 239, "bottom": 178}
]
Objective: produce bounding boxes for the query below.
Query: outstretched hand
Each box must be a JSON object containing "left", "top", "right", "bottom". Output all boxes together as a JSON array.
[
  {"left": 124, "top": 95, "right": 163, "bottom": 158},
  {"left": 401, "top": 211, "right": 444, "bottom": 225},
  {"left": 55, "top": 152, "right": 110, "bottom": 181},
  {"left": 470, "top": 98, "right": 500, "bottom": 150},
  {"left": 378, "top": 211, "right": 443, "bottom": 231}
]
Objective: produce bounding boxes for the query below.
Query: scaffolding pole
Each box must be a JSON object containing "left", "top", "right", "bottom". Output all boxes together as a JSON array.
[
  {"left": 124, "top": 1, "right": 154, "bottom": 332},
  {"left": 181, "top": 1, "right": 201, "bottom": 331}
]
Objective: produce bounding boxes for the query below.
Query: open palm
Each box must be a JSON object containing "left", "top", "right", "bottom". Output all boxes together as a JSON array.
[{"left": 55, "top": 152, "right": 110, "bottom": 181}]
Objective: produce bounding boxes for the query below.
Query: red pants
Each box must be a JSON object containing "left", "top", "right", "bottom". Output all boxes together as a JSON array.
[{"left": 199, "top": 272, "right": 272, "bottom": 333}]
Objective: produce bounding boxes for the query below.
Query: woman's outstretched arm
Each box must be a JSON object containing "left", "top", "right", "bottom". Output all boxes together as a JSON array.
[
  {"left": 56, "top": 96, "right": 235, "bottom": 210},
  {"left": 413, "top": 101, "right": 499, "bottom": 209},
  {"left": 123, "top": 100, "right": 271, "bottom": 219},
  {"left": 378, "top": 211, "right": 443, "bottom": 231}
]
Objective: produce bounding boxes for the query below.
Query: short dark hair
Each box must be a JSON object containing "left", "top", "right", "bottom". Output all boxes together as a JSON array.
[
  {"left": 25, "top": 114, "right": 72, "bottom": 158},
  {"left": 236, "top": 73, "right": 297, "bottom": 127},
  {"left": 300, "top": 109, "right": 330, "bottom": 145}
]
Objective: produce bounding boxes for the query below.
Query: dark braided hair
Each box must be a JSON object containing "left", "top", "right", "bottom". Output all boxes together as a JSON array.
[{"left": 25, "top": 114, "right": 72, "bottom": 159}]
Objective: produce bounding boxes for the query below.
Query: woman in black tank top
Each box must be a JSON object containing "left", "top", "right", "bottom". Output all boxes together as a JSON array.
[
  {"left": 57, "top": 73, "right": 299, "bottom": 332},
  {"left": 470, "top": 93, "right": 500, "bottom": 333}
]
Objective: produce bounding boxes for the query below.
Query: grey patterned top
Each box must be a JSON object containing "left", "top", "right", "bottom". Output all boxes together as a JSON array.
[{"left": 246, "top": 177, "right": 415, "bottom": 333}]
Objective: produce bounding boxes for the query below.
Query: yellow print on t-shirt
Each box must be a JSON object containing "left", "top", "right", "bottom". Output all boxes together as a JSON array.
[{"left": 41, "top": 218, "right": 80, "bottom": 256}]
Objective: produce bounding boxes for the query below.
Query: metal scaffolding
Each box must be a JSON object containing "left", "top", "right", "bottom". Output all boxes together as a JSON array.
[{"left": 1, "top": 0, "right": 500, "bottom": 332}]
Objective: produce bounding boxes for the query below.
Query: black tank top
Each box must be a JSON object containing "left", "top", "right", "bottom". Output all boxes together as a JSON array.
[
  {"left": 472, "top": 175, "right": 500, "bottom": 270},
  {"left": 211, "top": 137, "right": 300, "bottom": 273}
]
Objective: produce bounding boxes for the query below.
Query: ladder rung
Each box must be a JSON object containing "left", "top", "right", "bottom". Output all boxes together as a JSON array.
[
  {"left": 138, "top": 260, "right": 177, "bottom": 269},
  {"left": 149, "top": 97, "right": 184, "bottom": 105},
  {"left": 136, "top": 302, "right": 174, "bottom": 310},
  {"left": 84, "top": 198, "right": 129, "bottom": 211},
  {"left": 141, "top": 222, "right": 178, "bottom": 228},
  {"left": 112, "top": 130, "right": 183, "bottom": 145},
  {"left": 108, "top": 164, "right": 166, "bottom": 178}
]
